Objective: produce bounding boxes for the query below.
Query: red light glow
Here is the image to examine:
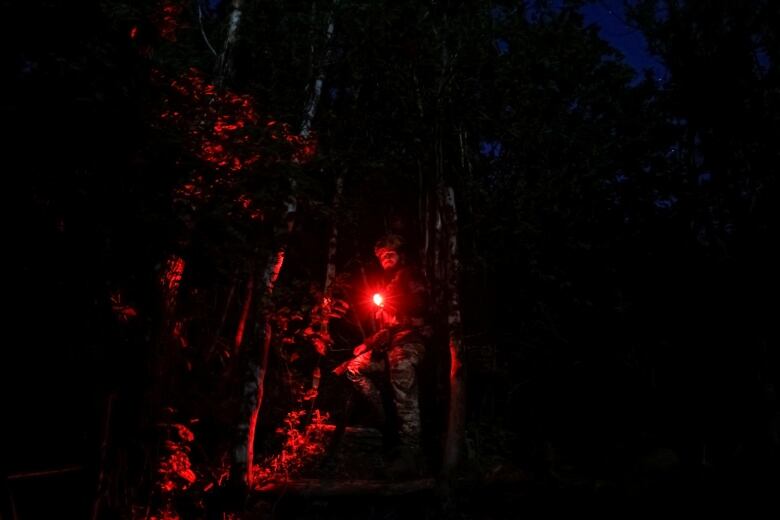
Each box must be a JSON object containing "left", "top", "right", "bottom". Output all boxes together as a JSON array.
[{"left": 373, "top": 293, "right": 384, "bottom": 306}]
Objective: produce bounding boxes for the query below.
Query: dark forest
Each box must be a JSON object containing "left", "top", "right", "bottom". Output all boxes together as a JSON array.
[{"left": 3, "top": 0, "right": 779, "bottom": 518}]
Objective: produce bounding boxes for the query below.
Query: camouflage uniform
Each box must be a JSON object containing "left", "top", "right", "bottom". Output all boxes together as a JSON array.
[{"left": 345, "top": 265, "right": 428, "bottom": 450}]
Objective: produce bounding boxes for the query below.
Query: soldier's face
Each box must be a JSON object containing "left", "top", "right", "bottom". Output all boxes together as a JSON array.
[{"left": 377, "top": 249, "right": 399, "bottom": 271}]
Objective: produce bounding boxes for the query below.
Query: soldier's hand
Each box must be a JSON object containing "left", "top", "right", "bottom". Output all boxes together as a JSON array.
[
  {"left": 376, "top": 308, "right": 398, "bottom": 326},
  {"left": 353, "top": 343, "right": 369, "bottom": 356}
]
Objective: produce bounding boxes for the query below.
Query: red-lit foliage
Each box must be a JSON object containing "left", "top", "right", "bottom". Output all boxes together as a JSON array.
[
  {"left": 160, "top": 254, "right": 185, "bottom": 316},
  {"left": 154, "top": 67, "right": 316, "bottom": 218},
  {"left": 160, "top": 68, "right": 317, "bottom": 170},
  {"left": 159, "top": 255, "right": 189, "bottom": 349},
  {"left": 157, "top": 422, "right": 197, "bottom": 492},
  {"left": 145, "top": 506, "right": 180, "bottom": 520},
  {"left": 160, "top": 69, "right": 261, "bottom": 172},
  {"left": 252, "top": 409, "right": 332, "bottom": 486},
  {"left": 160, "top": 255, "right": 185, "bottom": 294},
  {"left": 154, "top": 1, "right": 185, "bottom": 42},
  {"left": 110, "top": 291, "right": 139, "bottom": 322},
  {"left": 274, "top": 291, "right": 332, "bottom": 372},
  {"left": 140, "top": 420, "right": 198, "bottom": 520}
]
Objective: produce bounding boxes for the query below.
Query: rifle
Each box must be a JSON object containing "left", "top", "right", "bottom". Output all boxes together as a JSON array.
[
  {"left": 331, "top": 327, "right": 395, "bottom": 376},
  {"left": 331, "top": 358, "right": 352, "bottom": 377}
]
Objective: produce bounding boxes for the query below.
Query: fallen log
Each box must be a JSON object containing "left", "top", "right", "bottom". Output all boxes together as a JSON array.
[
  {"left": 7, "top": 466, "right": 83, "bottom": 481},
  {"left": 254, "top": 477, "right": 436, "bottom": 496}
]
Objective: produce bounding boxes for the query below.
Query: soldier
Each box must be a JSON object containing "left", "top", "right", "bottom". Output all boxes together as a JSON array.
[{"left": 341, "top": 234, "right": 429, "bottom": 476}]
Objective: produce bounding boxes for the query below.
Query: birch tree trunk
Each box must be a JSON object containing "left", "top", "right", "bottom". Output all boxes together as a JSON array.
[
  {"left": 440, "top": 183, "right": 465, "bottom": 473},
  {"left": 233, "top": 235, "right": 288, "bottom": 485},
  {"left": 300, "top": 5, "right": 336, "bottom": 140},
  {"left": 426, "top": 126, "right": 466, "bottom": 474},
  {"left": 429, "top": 9, "right": 467, "bottom": 476},
  {"left": 233, "top": 4, "right": 338, "bottom": 484},
  {"left": 215, "top": 0, "right": 243, "bottom": 87}
]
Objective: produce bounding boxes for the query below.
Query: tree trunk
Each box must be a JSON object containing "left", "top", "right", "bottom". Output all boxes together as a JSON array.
[
  {"left": 300, "top": 3, "right": 337, "bottom": 140},
  {"left": 440, "top": 183, "right": 465, "bottom": 473},
  {"left": 90, "top": 394, "right": 115, "bottom": 520},
  {"left": 215, "top": 0, "right": 243, "bottom": 87},
  {"left": 429, "top": 9, "right": 466, "bottom": 474},
  {"left": 234, "top": 274, "right": 254, "bottom": 353},
  {"left": 319, "top": 173, "right": 344, "bottom": 334},
  {"left": 426, "top": 125, "right": 466, "bottom": 473},
  {"left": 323, "top": 175, "right": 344, "bottom": 296},
  {"left": 234, "top": 207, "right": 292, "bottom": 486}
]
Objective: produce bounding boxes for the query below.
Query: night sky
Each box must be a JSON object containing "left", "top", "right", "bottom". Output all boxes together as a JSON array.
[{"left": 581, "top": 0, "right": 667, "bottom": 80}]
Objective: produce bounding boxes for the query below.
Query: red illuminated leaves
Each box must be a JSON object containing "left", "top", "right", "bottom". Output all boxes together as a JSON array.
[
  {"left": 160, "top": 255, "right": 185, "bottom": 295},
  {"left": 157, "top": 422, "right": 197, "bottom": 495},
  {"left": 160, "top": 255, "right": 186, "bottom": 320},
  {"left": 172, "top": 320, "right": 188, "bottom": 349},
  {"left": 159, "top": 449, "right": 196, "bottom": 490},
  {"left": 144, "top": 0, "right": 322, "bottom": 229},
  {"left": 155, "top": 68, "right": 317, "bottom": 219},
  {"left": 173, "top": 423, "right": 195, "bottom": 442},
  {"left": 267, "top": 120, "right": 318, "bottom": 164},
  {"left": 302, "top": 326, "right": 329, "bottom": 356},
  {"left": 155, "top": 1, "right": 185, "bottom": 42},
  {"left": 110, "top": 291, "right": 138, "bottom": 322},
  {"left": 160, "top": 69, "right": 269, "bottom": 173},
  {"left": 274, "top": 298, "right": 332, "bottom": 364},
  {"left": 290, "top": 135, "right": 318, "bottom": 164},
  {"left": 147, "top": 508, "right": 181, "bottom": 520},
  {"left": 236, "top": 194, "right": 263, "bottom": 220},
  {"left": 173, "top": 175, "right": 205, "bottom": 202},
  {"left": 252, "top": 409, "right": 332, "bottom": 486}
]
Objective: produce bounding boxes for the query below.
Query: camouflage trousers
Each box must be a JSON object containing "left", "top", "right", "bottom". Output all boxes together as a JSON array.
[{"left": 345, "top": 342, "right": 425, "bottom": 450}]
